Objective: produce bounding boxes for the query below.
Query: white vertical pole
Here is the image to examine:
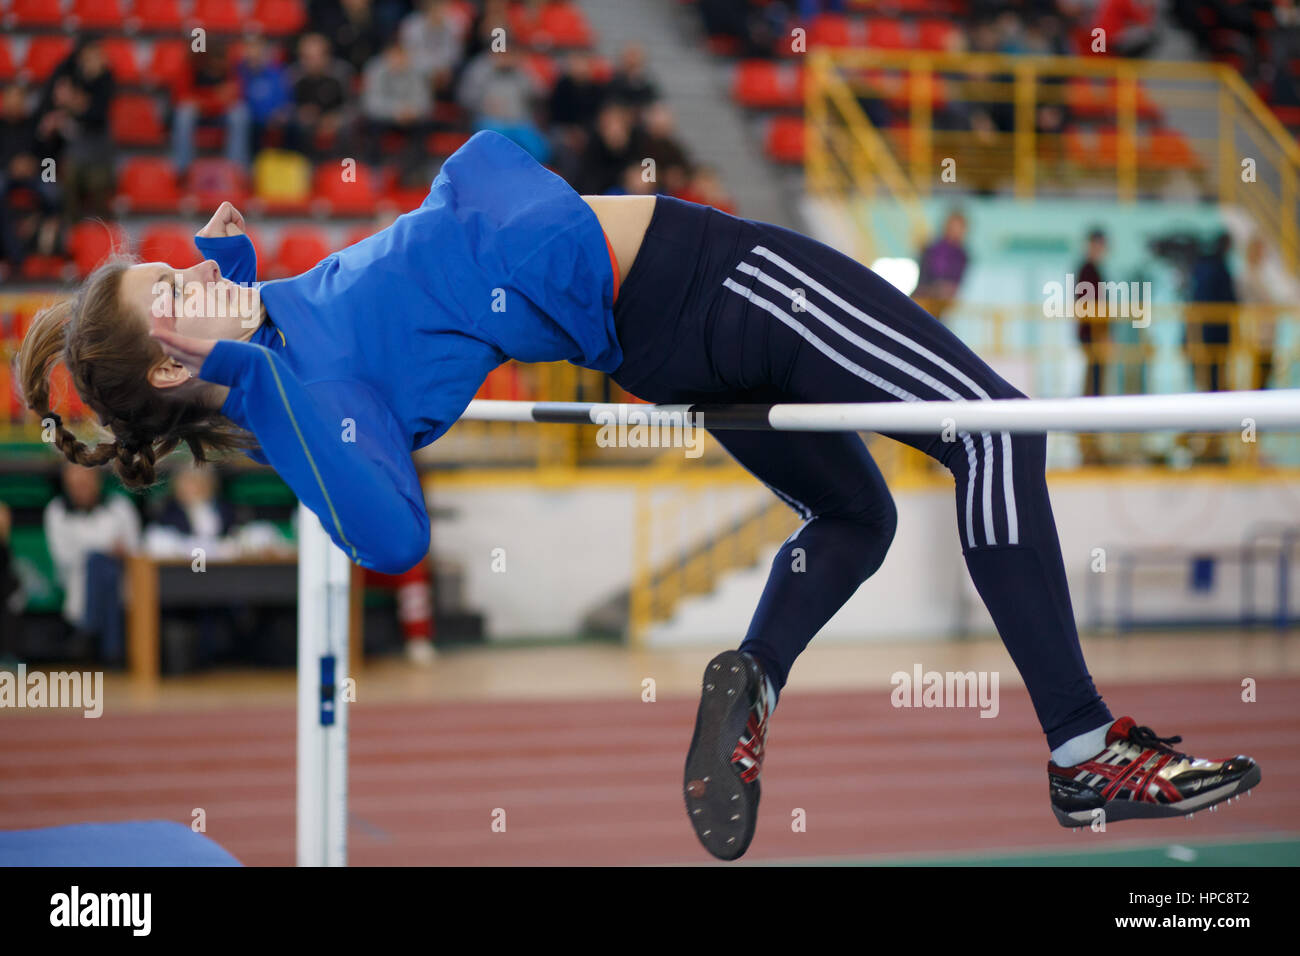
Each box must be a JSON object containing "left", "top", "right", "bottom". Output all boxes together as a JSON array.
[{"left": 296, "top": 503, "right": 350, "bottom": 866}]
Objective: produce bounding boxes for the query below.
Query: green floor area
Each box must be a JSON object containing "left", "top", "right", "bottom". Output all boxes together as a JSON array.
[{"left": 774, "top": 836, "right": 1300, "bottom": 866}]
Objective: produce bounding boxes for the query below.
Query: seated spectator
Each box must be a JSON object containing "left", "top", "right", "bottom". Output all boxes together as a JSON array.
[
  {"left": 573, "top": 101, "right": 638, "bottom": 194},
  {"left": 312, "top": 0, "right": 387, "bottom": 75},
  {"left": 549, "top": 51, "right": 607, "bottom": 132},
  {"left": 43, "top": 463, "right": 140, "bottom": 665},
  {"left": 288, "top": 33, "right": 356, "bottom": 159},
  {"left": 676, "top": 164, "right": 736, "bottom": 214},
  {"left": 606, "top": 43, "right": 659, "bottom": 114},
  {"left": 172, "top": 41, "right": 252, "bottom": 172},
  {"left": 1093, "top": 0, "right": 1159, "bottom": 58},
  {"left": 457, "top": 46, "right": 549, "bottom": 163},
  {"left": 400, "top": 0, "right": 469, "bottom": 100},
  {"left": 362, "top": 37, "right": 434, "bottom": 168},
  {"left": 34, "top": 39, "right": 116, "bottom": 222},
  {"left": 0, "top": 85, "right": 36, "bottom": 172},
  {"left": 237, "top": 34, "right": 294, "bottom": 156},
  {"left": 141, "top": 463, "right": 291, "bottom": 670},
  {"left": 0, "top": 152, "right": 62, "bottom": 279},
  {"left": 633, "top": 101, "right": 691, "bottom": 197},
  {"left": 142, "top": 463, "right": 240, "bottom": 559}
]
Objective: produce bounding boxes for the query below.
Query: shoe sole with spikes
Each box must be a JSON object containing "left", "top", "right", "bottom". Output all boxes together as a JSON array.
[{"left": 683, "top": 650, "right": 765, "bottom": 861}]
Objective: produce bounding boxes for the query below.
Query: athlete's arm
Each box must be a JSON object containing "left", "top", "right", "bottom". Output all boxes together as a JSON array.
[
  {"left": 154, "top": 330, "right": 431, "bottom": 574},
  {"left": 194, "top": 201, "right": 258, "bottom": 285}
]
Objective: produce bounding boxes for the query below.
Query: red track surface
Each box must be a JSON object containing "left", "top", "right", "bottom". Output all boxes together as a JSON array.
[{"left": 2, "top": 678, "right": 1297, "bottom": 865}]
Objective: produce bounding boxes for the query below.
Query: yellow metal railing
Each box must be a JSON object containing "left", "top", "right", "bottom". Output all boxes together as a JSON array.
[
  {"left": 628, "top": 479, "right": 800, "bottom": 645},
  {"left": 806, "top": 50, "right": 1300, "bottom": 273}
]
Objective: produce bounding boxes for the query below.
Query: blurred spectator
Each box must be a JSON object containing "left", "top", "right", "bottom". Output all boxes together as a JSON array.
[
  {"left": 1, "top": 502, "right": 21, "bottom": 661},
  {"left": 914, "top": 210, "right": 969, "bottom": 320},
  {"left": 457, "top": 46, "right": 549, "bottom": 162},
  {"left": 237, "top": 35, "right": 294, "bottom": 156},
  {"left": 548, "top": 51, "right": 607, "bottom": 131},
  {"left": 1237, "top": 234, "right": 1290, "bottom": 389},
  {"left": 142, "top": 464, "right": 240, "bottom": 559},
  {"left": 574, "top": 101, "right": 638, "bottom": 194},
  {"left": 364, "top": 563, "right": 438, "bottom": 664},
  {"left": 43, "top": 464, "right": 140, "bottom": 665},
  {"left": 362, "top": 38, "right": 434, "bottom": 168},
  {"left": 0, "top": 85, "right": 36, "bottom": 172},
  {"left": 401, "top": 0, "right": 469, "bottom": 99},
  {"left": 606, "top": 43, "right": 659, "bottom": 113},
  {"left": 462, "top": 0, "right": 512, "bottom": 65},
  {"left": 1188, "top": 230, "right": 1237, "bottom": 393},
  {"left": 34, "top": 39, "right": 116, "bottom": 222},
  {"left": 633, "top": 101, "right": 691, "bottom": 196},
  {"left": 1074, "top": 228, "right": 1109, "bottom": 464},
  {"left": 288, "top": 33, "right": 356, "bottom": 159},
  {"left": 172, "top": 41, "right": 252, "bottom": 172},
  {"left": 1, "top": 152, "right": 63, "bottom": 278},
  {"left": 312, "top": 0, "right": 387, "bottom": 75},
  {"left": 1092, "top": 0, "right": 1159, "bottom": 57},
  {"left": 676, "top": 164, "right": 736, "bottom": 213}
]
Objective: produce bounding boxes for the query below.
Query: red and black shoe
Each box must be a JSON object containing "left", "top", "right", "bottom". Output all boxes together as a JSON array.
[
  {"left": 683, "top": 650, "right": 774, "bottom": 861},
  {"left": 1048, "top": 716, "right": 1261, "bottom": 827}
]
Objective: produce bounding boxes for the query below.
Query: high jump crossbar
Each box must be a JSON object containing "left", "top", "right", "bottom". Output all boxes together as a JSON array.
[
  {"left": 294, "top": 387, "right": 1300, "bottom": 866},
  {"left": 462, "top": 389, "right": 1300, "bottom": 433}
]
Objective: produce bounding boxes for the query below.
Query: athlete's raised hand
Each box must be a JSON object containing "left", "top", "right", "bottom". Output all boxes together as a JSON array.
[
  {"left": 197, "top": 201, "right": 246, "bottom": 239},
  {"left": 150, "top": 327, "right": 218, "bottom": 379}
]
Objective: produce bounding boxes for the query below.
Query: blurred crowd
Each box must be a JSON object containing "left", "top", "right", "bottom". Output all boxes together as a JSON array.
[{"left": 0, "top": 0, "right": 734, "bottom": 281}]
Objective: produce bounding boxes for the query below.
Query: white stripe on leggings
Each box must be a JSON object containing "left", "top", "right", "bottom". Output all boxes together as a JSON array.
[
  {"left": 735, "top": 260, "right": 999, "bottom": 545},
  {"left": 722, "top": 276, "right": 980, "bottom": 549},
  {"left": 748, "top": 246, "right": 1019, "bottom": 546}
]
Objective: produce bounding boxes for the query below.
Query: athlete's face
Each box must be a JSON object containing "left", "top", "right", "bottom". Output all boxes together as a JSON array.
[{"left": 120, "top": 260, "right": 261, "bottom": 343}]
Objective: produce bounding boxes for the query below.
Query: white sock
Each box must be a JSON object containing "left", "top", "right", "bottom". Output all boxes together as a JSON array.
[
  {"left": 764, "top": 675, "right": 777, "bottom": 711},
  {"left": 1050, "top": 721, "right": 1114, "bottom": 767}
]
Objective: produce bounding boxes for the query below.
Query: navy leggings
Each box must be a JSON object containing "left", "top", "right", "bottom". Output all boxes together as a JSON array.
[{"left": 609, "top": 197, "right": 1111, "bottom": 749}]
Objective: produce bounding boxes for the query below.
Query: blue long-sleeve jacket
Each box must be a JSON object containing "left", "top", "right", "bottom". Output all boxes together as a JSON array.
[{"left": 195, "top": 131, "right": 621, "bottom": 573}]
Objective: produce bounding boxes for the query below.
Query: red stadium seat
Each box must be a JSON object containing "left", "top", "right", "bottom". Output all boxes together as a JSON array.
[
  {"left": 271, "top": 227, "right": 332, "bottom": 278},
  {"left": 67, "top": 220, "right": 128, "bottom": 278},
  {"left": 0, "top": 39, "right": 14, "bottom": 81},
  {"left": 191, "top": 0, "right": 245, "bottom": 34},
  {"left": 312, "top": 162, "right": 381, "bottom": 215},
  {"left": 1145, "top": 128, "right": 1200, "bottom": 170},
  {"left": 110, "top": 94, "right": 166, "bottom": 146},
  {"left": 536, "top": 3, "right": 594, "bottom": 48},
  {"left": 139, "top": 225, "right": 200, "bottom": 268},
  {"left": 22, "top": 37, "right": 75, "bottom": 83},
  {"left": 250, "top": 0, "right": 307, "bottom": 35},
  {"left": 917, "top": 20, "right": 957, "bottom": 51},
  {"left": 10, "top": 0, "right": 66, "bottom": 28},
  {"left": 116, "top": 156, "right": 182, "bottom": 213},
  {"left": 866, "top": 19, "right": 909, "bottom": 50},
  {"left": 732, "top": 60, "right": 802, "bottom": 110},
  {"left": 764, "top": 115, "right": 805, "bottom": 164},
  {"left": 427, "top": 130, "right": 471, "bottom": 156},
  {"left": 184, "top": 158, "right": 249, "bottom": 210},
  {"left": 806, "top": 14, "right": 855, "bottom": 50},
  {"left": 100, "top": 38, "right": 141, "bottom": 85},
  {"left": 20, "top": 255, "right": 67, "bottom": 282},
  {"left": 71, "top": 0, "right": 126, "bottom": 29},
  {"left": 146, "top": 40, "right": 192, "bottom": 97},
  {"left": 129, "top": 0, "right": 185, "bottom": 32}
]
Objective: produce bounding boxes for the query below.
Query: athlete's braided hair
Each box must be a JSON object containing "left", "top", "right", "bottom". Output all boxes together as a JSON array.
[{"left": 14, "top": 256, "right": 256, "bottom": 488}]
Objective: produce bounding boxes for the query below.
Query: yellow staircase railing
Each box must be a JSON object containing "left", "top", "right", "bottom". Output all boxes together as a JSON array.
[{"left": 806, "top": 50, "right": 1300, "bottom": 274}]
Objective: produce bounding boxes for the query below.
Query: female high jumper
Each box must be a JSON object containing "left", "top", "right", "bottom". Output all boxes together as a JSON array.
[{"left": 17, "top": 130, "right": 1260, "bottom": 861}]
